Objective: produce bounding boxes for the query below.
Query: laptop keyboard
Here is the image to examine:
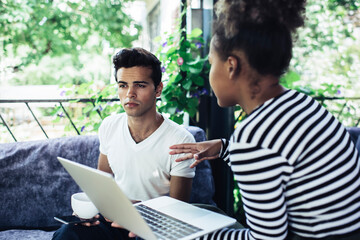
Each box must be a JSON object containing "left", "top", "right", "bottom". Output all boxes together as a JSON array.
[{"left": 135, "top": 204, "right": 203, "bottom": 240}]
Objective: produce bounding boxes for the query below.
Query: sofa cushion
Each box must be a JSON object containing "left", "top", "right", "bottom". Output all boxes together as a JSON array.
[
  {"left": 0, "top": 126, "right": 214, "bottom": 230},
  {"left": 0, "top": 229, "right": 54, "bottom": 240},
  {"left": 0, "top": 135, "right": 99, "bottom": 230}
]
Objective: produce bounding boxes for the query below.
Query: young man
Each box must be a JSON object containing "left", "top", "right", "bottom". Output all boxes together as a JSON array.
[{"left": 52, "top": 48, "right": 195, "bottom": 240}]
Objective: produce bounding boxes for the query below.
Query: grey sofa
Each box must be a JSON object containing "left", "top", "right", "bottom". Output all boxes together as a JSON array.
[
  {"left": 0, "top": 126, "right": 215, "bottom": 240},
  {"left": 346, "top": 127, "right": 360, "bottom": 151}
]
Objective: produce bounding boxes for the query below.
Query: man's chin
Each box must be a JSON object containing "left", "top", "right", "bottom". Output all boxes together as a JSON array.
[{"left": 124, "top": 109, "right": 142, "bottom": 117}]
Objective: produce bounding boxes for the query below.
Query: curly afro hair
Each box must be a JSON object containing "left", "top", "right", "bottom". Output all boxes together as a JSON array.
[
  {"left": 212, "top": 0, "right": 306, "bottom": 77},
  {"left": 215, "top": 0, "right": 306, "bottom": 38}
]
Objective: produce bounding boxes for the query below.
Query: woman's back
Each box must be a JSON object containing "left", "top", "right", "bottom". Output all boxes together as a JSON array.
[{"left": 228, "top": 89, "right": 360, "bottom": 239}]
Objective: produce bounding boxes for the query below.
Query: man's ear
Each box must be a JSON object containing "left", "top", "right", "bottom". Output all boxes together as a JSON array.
[{"left": 155, "top": 82, "right": 163, "bottom": 97}]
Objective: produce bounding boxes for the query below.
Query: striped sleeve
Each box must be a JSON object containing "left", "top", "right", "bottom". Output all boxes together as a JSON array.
[{"left": 219, "top": 138, "right": 230, "bottom": 165}]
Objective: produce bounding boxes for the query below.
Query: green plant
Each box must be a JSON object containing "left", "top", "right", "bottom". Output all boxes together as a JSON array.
[
  {"left": 155, "top": 27, "right": 210, "bottom": 124},
  {"left": 52, "top": 82, "right": 123, "bottom": 134},
  {"left": 1, "top": 0, "right": 140, "bottom": 69}
]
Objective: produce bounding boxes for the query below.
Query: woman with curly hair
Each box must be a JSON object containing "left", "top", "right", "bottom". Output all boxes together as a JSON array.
[{"left": 170, "top": 0, "right": 360, "bottom": 239}]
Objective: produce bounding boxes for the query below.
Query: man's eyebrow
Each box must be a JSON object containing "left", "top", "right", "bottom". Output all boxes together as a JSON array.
[
  {"left": 133, "top": 81, "right": 150, "bottom": 84},
  {"left": 117, "top": 81, "right": 150, "bottom": 84}
]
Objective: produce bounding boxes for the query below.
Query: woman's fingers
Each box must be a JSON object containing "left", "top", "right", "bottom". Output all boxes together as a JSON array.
[
  {"left": 195, "top": 150, "right": 220, "bottom": 161},
  {"left": 169, "top": 149, "right": 194, "bottom": 155},
  {"left": 169, "top": 147, "right": 200, "bottom": 155},
  {"left": 169, "top": 143, "right": 197, "bottom": 149},
  {"left": 174, "top": 153, "right": 195, "bottom": 162},
  {"left": 190, "top": 159, "right": 201, "bottom": 168},
  {"left": 174, "top": 151, "right": 220, "bottom": 163}
]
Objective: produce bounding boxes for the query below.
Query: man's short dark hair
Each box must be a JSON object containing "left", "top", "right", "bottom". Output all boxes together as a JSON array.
[{"left": 113, "top": 48, "right": 162, "bottom": 87}]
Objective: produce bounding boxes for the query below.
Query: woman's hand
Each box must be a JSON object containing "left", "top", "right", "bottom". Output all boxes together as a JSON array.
[{"left": 169, "top": 139, "right": 222, "bottom": 168}]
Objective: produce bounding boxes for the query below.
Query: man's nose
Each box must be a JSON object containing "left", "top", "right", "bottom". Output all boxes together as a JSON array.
[{"left": 126, "top": 86, "right": 136, "bottom": 98}]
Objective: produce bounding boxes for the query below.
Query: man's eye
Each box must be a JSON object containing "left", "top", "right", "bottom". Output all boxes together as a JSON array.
[{"left": 137, "top": 84, "right": 146, "bottom": 88}]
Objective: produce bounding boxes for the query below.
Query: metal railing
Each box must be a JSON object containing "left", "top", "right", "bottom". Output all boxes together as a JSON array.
[
  {"left": 1, "top": 96, "right": 360, "bottom": 142},
  {"left": 0, "top": 98, "right": 119, "bottom": 142},
  {"left": 314, "top": 96, "right": 360, "bottom": 126}
]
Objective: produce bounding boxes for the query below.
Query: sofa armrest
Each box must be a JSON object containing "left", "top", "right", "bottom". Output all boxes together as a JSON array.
[{"left": 184, "top": 126, "right": 215, "bottom": 205}]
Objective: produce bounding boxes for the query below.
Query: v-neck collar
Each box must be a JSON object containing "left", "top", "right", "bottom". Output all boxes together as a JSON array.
[{"left": 125, "top": 114, "right": 167, "bottom": 149}]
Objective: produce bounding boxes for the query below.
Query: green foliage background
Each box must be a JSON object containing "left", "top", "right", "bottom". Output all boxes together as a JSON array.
[
  {"left": 1, "top": 0, "right": 140, "bottom": 85},
  {"left": 282, "top": 0, "right": 360, "bottom": 126},
  {"left": 1, "top": 0, "right": 360, "bottom": 136}
]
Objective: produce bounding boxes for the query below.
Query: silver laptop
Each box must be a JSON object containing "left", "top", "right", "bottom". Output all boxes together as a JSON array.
[{"left": 57, "top": 157, "right": 236, "bottom": 240}]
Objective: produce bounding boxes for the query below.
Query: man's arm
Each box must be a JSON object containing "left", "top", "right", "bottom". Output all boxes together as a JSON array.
[
  {"left": 97, "top": 153, "right": 113, "bottom": 175},
  {"left": 169, "top": 176, "right": 192, "bottom": 202}
]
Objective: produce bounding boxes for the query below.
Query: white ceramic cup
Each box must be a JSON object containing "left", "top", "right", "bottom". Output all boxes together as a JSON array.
[{"left": 71, "top": 192, "right": 99, "bottom": 219}]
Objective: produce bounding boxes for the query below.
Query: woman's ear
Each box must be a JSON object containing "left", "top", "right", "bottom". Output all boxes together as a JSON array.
[
  {"left": 227, "top": 55, "right": 240, "bottom": 80},
  {"left": 155, "top": 82, "right": 163, "bottom": 97}
]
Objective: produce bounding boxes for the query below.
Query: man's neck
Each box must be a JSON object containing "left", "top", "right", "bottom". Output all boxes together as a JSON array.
[{"left": 127, "top": 112, "right": 164, "bottom": 143}]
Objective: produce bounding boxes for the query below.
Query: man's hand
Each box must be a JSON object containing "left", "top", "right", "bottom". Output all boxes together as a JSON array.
[
  {"left": 78, "top": 214, "right": 100, "bottom": 227},
  {"left": 110, "top": 221, "right": 137, "bottom": 238},
  {"left": 169, "top": 139, "right": 222, "bottom": 168},
  {"left": 108, "top": 200, "right": 140, "bottom": 236},
  {"left": 110, "top": 221, "right": 123, "bottom": 228}
]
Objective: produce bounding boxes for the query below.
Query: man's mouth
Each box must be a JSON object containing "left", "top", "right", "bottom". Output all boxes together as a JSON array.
[{"left": 125, "top": 102, "right": 139, "bottom": 107}]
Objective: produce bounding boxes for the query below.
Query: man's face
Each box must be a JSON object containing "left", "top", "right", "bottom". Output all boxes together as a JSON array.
[{"left": 116, "top": 66, "right": 162, "bottom": 118}]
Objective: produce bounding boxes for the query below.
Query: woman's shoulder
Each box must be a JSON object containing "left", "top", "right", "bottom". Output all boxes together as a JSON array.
[{"left": 233, "top": 89, "right": 326, "bottom": 144}]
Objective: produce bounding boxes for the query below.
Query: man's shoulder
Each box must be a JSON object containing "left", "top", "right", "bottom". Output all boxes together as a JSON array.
[
  {"left": 102, "top": 113, "right": 126, "bottom": 124},
  {"left": 100, "top": 113, "right": 126, "bottom": 130},
  {"left": 162, "top": 117, "right": 195, "bottom": 142}
]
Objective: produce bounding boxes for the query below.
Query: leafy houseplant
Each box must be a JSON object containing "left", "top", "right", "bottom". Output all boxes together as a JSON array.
[{"left": 155, "top": 27, "right": 210, "bottom": 124}]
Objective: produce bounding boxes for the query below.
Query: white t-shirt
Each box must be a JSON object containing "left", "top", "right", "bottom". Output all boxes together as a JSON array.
[{"left": 98, "top": 113, "right": 196, "bottom": 201}]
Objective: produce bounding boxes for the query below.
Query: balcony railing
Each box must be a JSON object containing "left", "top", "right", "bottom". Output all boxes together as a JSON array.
[
  {"left": 1, "top": 96, "right": 360, "bottom": 142},
  {"left": 0, "top": 98, "right": 119, "bottom": 142},
  {"left": 314, "top": 96, "right": 360, "bottom": 126}
]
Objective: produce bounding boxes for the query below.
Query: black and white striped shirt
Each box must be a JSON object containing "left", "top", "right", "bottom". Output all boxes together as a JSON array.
[{"left": 203, "top": 89, "right": 360, "bottom": 239}]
